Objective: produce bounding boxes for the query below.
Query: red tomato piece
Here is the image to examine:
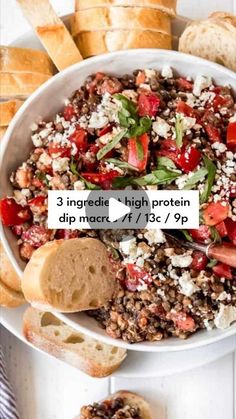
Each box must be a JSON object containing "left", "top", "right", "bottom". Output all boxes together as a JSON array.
[
  {"left": 203, "top": 201, "right": 229, "bottom": 226},
  {"left": 177, "top": 78, "right": 193, "bottom": 91},
  {"left": 176, "top": 101, "right": 200, "bottom": 120},
  {"left": 170, "top": 311, "right": 196, "bottom": 332},
  {"left": 189, "top": 225, "right": 211, "bottom": 242},
  {"left": 157, "top": 139, "right": 179, "bottom": 164},
  {"left": 63, "top": 104, "right": 76, "bottom": 121},
  {"left": 138, "top": 92, "right": 160, "bottom": 117},
  {"left": 213, "top": 263, "right": 233, "bottom": 280},
  {"left": 135, "top": 70, "right": 146, "bottom": 85},
  {"left": 68, "top": 127, "right": 88, "bottom": 152},
  {"left": 22, "top": 225, "right": 51, "bottom": 248},
  {"left": 98, "top": 125, "right": 113, "bottom": 137},
  {"left": 81, "top": 170, "right": 119, "bottom": 189},
  {"left": 0, "top": 198, "right": 31, "bottom": 226},
  {"left": 191, "top": 251, "right": 208, "bottom": 271},
  {"left": 204, "top": 124, "right": 221, "bottom": 143},
  {"left": 176, "top": 146, "right": 201, "bottom": 173},
  {"left": 125, "top": 264, "right": 152, "bottom": 292},
  {"left": 212, "top": 95, "right": 228, "bottom": 111},
  {"left": 28, "top": 195, "right": 46, "bottom": 207},
  {"left": 98, "top": 78, "right": 122, "bottom": 95},
  {"left": 48, "top": 142, "right": 72, "bottom": 158},
  {"left": 227, "top": 122, "right": 236, "bottom": 151},
  {"left": 215, "top": 221, "right": 228, "bottom": 238},
  {"left": 56, "top": 229, "right": 80, "bottom": 239},
  {"left": 224, "top": 218, "right": 236, "bottom": 245},
  {"left": 128, "top": 133, "right": 149, "bottom": 171}
]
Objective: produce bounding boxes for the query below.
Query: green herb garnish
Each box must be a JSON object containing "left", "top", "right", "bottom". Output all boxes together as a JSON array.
[
  {"left": 105, "top": 158, "right": 139, "bottom": 171},
  {"left": 183, "top": 167, "right": 208, "bottom": 190},
  {"left": 128, "top": 117, "right": 152, "bottom": 138},
  {"left": 209, "top": 226, "right": 222, "bottom": 243},
  {"left": 181, "top": 229, "right": 193, "bottom": 242},
  {"left": 35, "top": 171, "right": 49, "bottom": 186},
  {"left": 157, "top": 156, "right": 177, "bottom": 170},
  {"left": 207, "top": 259, "right": 218, "bottom": 268},
  {"left": 70, "top": 158, "right": 79, "bottom": 175},
  {"left": 80, "top": 176, "right": 101, "bottom": 190},
  {"left": 175, "top": 114, "right": 183, "bottom": 148},
  {"left": 97, "top": 129, "right": 127, "bottom": 160},
  {"left": 113, "top": 167, "right": 180, "bottom": 188},
  {"left": 200, "top": 156, "right": 217, "bottom": 203}
]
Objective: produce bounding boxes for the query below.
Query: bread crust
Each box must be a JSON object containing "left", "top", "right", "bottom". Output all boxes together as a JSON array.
[
  {"left": 0, "top": 279, "right": 25, "bottom": 308},
  {"left": 0, "top": 46, "right": 54, "bottom": 75},
  {"left": 108, "top": 391, "right": 153, "bottom": 419},
  {"left": 23, "top": 307, "right": 127, "bottom": 377},
  {"left": 0, "top": 127, "right": 7, "bottom": 139},
  {"left": 17, "top": 0, "right": 83, "bottom": 70},
  {"left": 0, "top": 99, "right": 24, "bottom": 126},
  {"left": 71, "top": 7, "right": 171, "bottom": 35},
  {"left": 75, "top": 30, "right": 172, "bottom": 58},
  {"left": 0, "top": 242, "right": 22, "bottom": 291},
  {"left": 75, "top": 0, "right": 177, "bottom": 16},
  {"left": 0, "top": 72, "right": 51, "bottom": 98}
]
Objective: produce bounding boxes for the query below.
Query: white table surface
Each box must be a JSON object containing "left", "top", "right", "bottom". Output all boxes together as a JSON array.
[{"left": 0, "top": 1, "right": 236, "bottom": 418}]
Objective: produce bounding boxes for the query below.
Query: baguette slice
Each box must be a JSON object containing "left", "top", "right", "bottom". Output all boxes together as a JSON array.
[
  {"left": 0, "top": 126, "right": 7, "bottom": 139},
  {"left": 0, "top": 72, "right": 51, "bottom": 98},
  {"left": 0, "top": 279, "right": 25, "bottom": 308},
  {"left": 75, "top": 0, "right": 176, "bottom": 16},
  {"left": 0, "top": 242, "right": 22, "bottom": 292},
  {"left": 17, "top": 0, "right": 83, "bottom": 71},
  {"left": 79, "top": 391, "right": 153, "bottom": 418},
  {"left": 22, "top": 238, "right": 117, "bottom": 313},
  {"left": 0, "top": 99, "right": 24, "bottom": 126},
  {"left": 23, "top": 307, "right": 127, "bottom": 377},
  {"left": 71, "top": 7, "right": 171, "bottom": 35},
  {"left": 0, "top": 46, "right": 54, "bottom": 75},
  {"left": 75, "top": 30, "right": 172, "bottom": 58},
  {"left": 179, "top": 12, "right": 236, "bottom": 71}
]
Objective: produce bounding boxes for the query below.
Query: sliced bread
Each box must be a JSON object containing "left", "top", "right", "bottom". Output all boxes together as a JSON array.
[
  {"left": 22, "top": 238, "right": 117, "bottom": 313},
  {"left": 0, "top": 279, "right": 25, "bottom": 308},
  {"left": 0, "top": 72, "right": 51, "bottom": 99},
  {"left": 71, "top": 7, "right": 171, "bottom": 35},
  {"left": 74, "top": 30, "right": 172, "bottom": 58},
  {"left": 75, "top": 0, "right": 177, "bottom": 16},
  {"left": 0, "top": 127, "right": 7, "bottom": 139},
  {"left": 0, "top": 242, "right": 22, "bottom": 292},
  {"left": 0, "top": 46, "right": 54, "bottom": 75},
  {"left": 23, "top": 307, "right": 127, "bottom": 377},
  {"left": 179, "top": 12, "right": 236, "bottom": 71},
  {"left": 0, "top": 99, "right": 24, "bottom": 126}
]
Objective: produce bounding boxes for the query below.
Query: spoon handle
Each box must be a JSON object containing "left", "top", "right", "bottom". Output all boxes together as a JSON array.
[{"left": 207, "top": 244, "right": 236, "bottom": 268}]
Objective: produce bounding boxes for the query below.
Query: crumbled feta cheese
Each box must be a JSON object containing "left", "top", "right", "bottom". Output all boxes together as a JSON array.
[
  {"left": 39, "top": 152, "right": 52, "bottom": 166},
  {"left": 214, "top": 304, "right": 236, "bottom": 329},
  {"left": 217, "top": 291, "right": 229, "bottom": 301},
  {"left": 203, "top": 319, "right": 214, "bottom": 331},
  {"left": 31, "top": 134, "right": 43, "bottom": 147},
  {"left": 52, "top": 157, "right": 69, "bottom": 172},
  {"left": 229, "top": 114, "right": 236, "bottom": 123},
  {"left": 175, "top": 174, "right": 189, "bottom": 190},
  {"left": 144, "top": 229, "right": 166, "bottom": 245},
  {"left": 144, "top": 69, "right": 156, "bottom": 79},
  {"left": 74, "top": 180, "right": 85, "bottom": 190},
  {"left": 161, "top": 65, "right": 173, "bottom": 79},
  {"left": 152, "top": 117, "right": 171, "bottom": 138},
  {"left": 193, "top": 75, "right": 212, "bottom": 97},
  {"left": 122, "top": 90, "right": 138, "bottom": 101},
  {"left": 212, "top": 142, "right": 227, "bottom": 153},
  {"left": 39, "top": 128, "right": 51, "bottom": 139},
  {"left": 89, "top": 112, "right": 109, "bottom": 129},
  {"left": 181, "top": 116, "right": 196, "bottom": 131},
  {"left": 119, "top": 237, "right": 137, "bottom": 259},
  {"left": 30, "top": 122, "right": 38, "bottom": 132},
  {"left": 137, "top": 283, "right": 148, "bottom": 291},
  {"left": 170, "top": 253, "right": 193, "bottom": 268},
  {"left": 179, "top": 272, "right": 199, "bottom": 296}
]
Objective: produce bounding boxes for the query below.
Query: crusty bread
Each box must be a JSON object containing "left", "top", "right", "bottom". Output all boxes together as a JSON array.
[
  {"left": 22, "top": 238, "right": 117, "bottom": 313},
  {"left": 0, "top": 126, "right": 7, "bottom": 139},
  {"left": 0, "top": 72, "right": 51, "bottom": 98},
  {"left": 71, "top": 7, "right": 171, "bottom": 35},
  {"left": 17, "top": 0, "right": 83, "bottom": 71},
  {"left": 23, "top": 307, "right": 126, "bottom": 377},
  {"left": 74, "top": 30, "right": 171, "bottom": 58},
  {"left": 0, "top": 46, "right": 54, "bottom": 75},
  {"left": 0, "top": 99, "right": 24, "bottom": 126},
  {"left": 179, "top": 12, "right": 236, "bottom": 71},
  {"left": 0, "top": 280, "right": 25, "bottom": 308},
  {"left": 75, "top": 0, "right": 176, "bottom": 16},
  {"left": 0, "top": 242, "right": 22, "bottom": 292},
  {"left": 78, "top": 391, "right": 153, "bottom": 418}
]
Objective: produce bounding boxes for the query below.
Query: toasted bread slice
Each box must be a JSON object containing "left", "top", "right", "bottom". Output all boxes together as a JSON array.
[
  {"left": 79, "top": 391, "right": 153, "bottom": 418},
  {"left": 0, "top": 72, "right": 51, "bottom": 99},
  {"left": 74, "top": 30, "right": 171, "bottom": 58},
  {"left": 23, "top": 307, "right": 126, "bottom": 377},
  {"left": 75, "top": 0, "right": 176, "bottom": 16},
  {"left": 17, "top": 0, "right": 83, "bottom": 71},
  {"left": 71, "top": 7, "right": 171, "bottom": 35},
  {"left": 0, "top": 279, "right": 25, "bottom": 308},
  {"left": 0, "top": 99, "right": 24, "bottom": 126},
  {"left": 0, "top": 46, "right": 54, "bottom": 75},
  {"left": 0, "top": 242, "right": 22, "bottom": 292},
  {"left": 22, "top": 238, "right": 117, "bottom": 313},
  {"left": 179, "top": 12, "right": 236, "bottom": 71},
  {"left": 0, "top": 126, "right": 7, "bottom": 139}
]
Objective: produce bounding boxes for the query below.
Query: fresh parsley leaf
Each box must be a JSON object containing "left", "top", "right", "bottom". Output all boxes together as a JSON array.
[
  {"left": 175, "top": 114, "right": 183, "bottom": 148},
  {"left": 157, "top": 157, "right": 177, "bottom": 170},
  {"left": 114, "top": 94, "right": 137, "bottom": 116},
  {"left": 209, "top": 226, "right": 222, "bottom": 243},
  {"left": 200, "top": 156, "right": 217, "bottom": 204},
  {"left": 207, "top": 259, "right": 218, "bottom": 268},
  {"left": 128, "top": 116, "right": 152, "bottom": 138},
  {"left": 105, "top": 158, "right": 139, "bottom": 171},
  {"left": 183, "top": 167, "right": 208, "bottom": 190},
  {"left": 97, "top": 129, "right": 127, "bottom": 160},
  {"left": 181, "top": 229, "right": 193, "bottom": 242}
]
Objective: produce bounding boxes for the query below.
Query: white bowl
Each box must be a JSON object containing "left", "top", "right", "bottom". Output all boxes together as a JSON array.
[{"left": 1, "top": 49, "right": 236, "bottom": 352}]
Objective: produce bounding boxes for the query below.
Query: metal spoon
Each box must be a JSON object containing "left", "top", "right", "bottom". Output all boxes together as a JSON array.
[{"left": 164, "top": 232, "right": 236, "bottom": 269}]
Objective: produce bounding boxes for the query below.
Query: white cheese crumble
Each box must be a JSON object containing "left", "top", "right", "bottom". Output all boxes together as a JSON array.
[
  {"left": 193, "top": 75, "right": 212, "bottom": 97},
  {"left": 211, "top": 142, "right": 227, "bottom": 153},
  {"left": 74, "top": 180, "right": 85, "bottom": 190},
  {"left": 88, "top": 112, "right": 109, "bottom": 129},
  {"left": 170, "top": 253, "right": 193, "bottom": 268},
  {"left": 31, "top": 134, "right": 43, "bottom": 147},
  {"left": 39, "top": 152, "right": 52, "bottom": 166},
  {"left": 161, "top": 65, "right": 173, "bottom": 79},
  {"left": 229, "top": 114, "right": 236, "bottom": 123},
  {"left": 52, "top": 157, "right": 69, "bottom": 173},
  {"left": 144, "top": 229, "right": 166, "bottom": 245},
  {"left": 181, "top": 116, "right": 196, "bottom": 131},
  {"left": 179, "top": 272, "right": 199, "bottom": 297},
  {"left": 214, "top": 304, "right": 236, "bottom": 329},
  {"left": 119, "top": 237, "right": 137, "bottom": 258},
  {"left": 152, "top": 117, "right": 171, "bottom": 138}
]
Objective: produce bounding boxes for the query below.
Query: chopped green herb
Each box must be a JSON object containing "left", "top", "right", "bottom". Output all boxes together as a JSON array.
[
  {"left": 114, "top": 93, "right": 137, "bottom": 116},
  {"left": 97, "top": 129, "right": 127, "bottom": 160},
  {"left": 70, "top": 158, "right": 79, "bottom": 175},
  {"left": 35, "top": 171, "right": 49, "bottom": 186},
  {"left": 200, "top": 156, "right": 217, "bottom": 204},
  {"left": 80, "top": 176, "right": 101, "bottom": 190},
  {"left": 210, "top": 226, "right": 222, "bottom": 243},
  {"left": 183, "top": 167, "right": 208, "bottom": 190},
  {"left": 181, "top": 229, "right": 193, "bottom": 242},
  {"left": 207, "top": 259, "right": 218, "bottom": 268},
  {"left": 108, "top": 246, "right": 120, "bottom": 260},
  {"left": 128, "top": 116, "right": 152, "bottom": 138},
  {"left": 112, "top": 167, "right": 180, "bottom": 188},
  {"left": 136, "top": 137, "right": 144, "bottom": 160},
  {"left": 175, "top": 114, "right": 183, "bottom": 148},
  {"left": 157, "top": 157, "right": 177, "bottom": 170},
  {"left": 105, "top": 158, "right": 139, "bottom": 172}
]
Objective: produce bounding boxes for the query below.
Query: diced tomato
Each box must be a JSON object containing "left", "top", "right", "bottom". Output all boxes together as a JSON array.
[
  {"left": 191, "top": 251, "right": 208, "bottom": 271},
  {"left": 81, "top": 170, "right": 119, "bottom": 189},
  {"left": 177, "top": 78, "right": 193, "bottom": 91},
  {"left": 203, "top": 201, "right": 229, "bottom": 226},
  {"left": 125, "top": 264, "right": 152, "bottom": 292},
  {"left": 22, "top": 225, "right": 51, "bottom": 248},
  {"left": 224, "top": 218, "right": 236, "bottom": 245},
  {"left": 215, "top": 221, "right": 228, "bottom": 238},
  {"left": 98, "top": 78, "right": 122, "bottom": 95},
  {"left": 32, "top": 177, "right": 44, "bottom": 189},
  {"left": 176, "top": 101, "right": 200, "bottom": 119},
  {"left": 204, "top": 124, "right": 221, "bottom": 143},
  {"left": 128, "top": 133, "right": 149, "bottom": 171},
  {"left": 0, "top": 198, "right": 31, "bottom": 226},
  {"left": 176, "top": 146, "right": 201, "bottom": 173},
  {"left": 48, "top": 142, "right": 72, "bottom": 158},
  {"left": 63, "top": 104, "right": 76, "bottom": 121},
  {"left": 169, "top": 311, "right": 196, "bottom": 332},
  {"left": 227, "top": 122, "right": 236, "bottom": 151},
  {"left": 56, "top": 229, "right": 80, "bottom": 239},
  {"left": 157, "top": 139, "right": 179, "bottom": 164},
  {"left": 212, "top": 95, "right": 228, "bottom": 111},
  {"left": 28, "top": 195, "right": 46, "bottom": 207},
  {"left": 138, "top": 92, "right": 160, "bottom": 117},
  {"left": 98, "top": 125, "right": 113, "bottom": 137},
  {"left": 68, "top": 127, "right": 88, "bottom": 152},
  {"left": 213, "top": 263, "right": 233, "bottom": 280},
  {"left": 189, "top": 225, "right": 211, "bottom": 242},
  {"left": 136, "top": 70, "right": 146, "bottom": 85},
  {"left": 20, "top": 242, "right": 35, "bottom": 260}
]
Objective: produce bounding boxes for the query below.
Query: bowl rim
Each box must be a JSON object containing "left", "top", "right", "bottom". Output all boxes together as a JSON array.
[{"left": 1, "top": 48, "right": 236, "bottom": 352}]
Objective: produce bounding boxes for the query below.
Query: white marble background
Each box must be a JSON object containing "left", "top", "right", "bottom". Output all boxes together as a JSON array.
[{"left": 0, "top": 1, "right": 236, "bottom": 419}]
